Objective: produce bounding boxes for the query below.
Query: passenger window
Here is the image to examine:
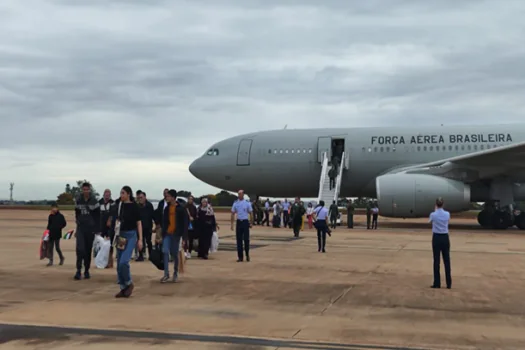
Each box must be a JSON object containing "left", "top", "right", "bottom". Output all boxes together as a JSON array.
[
  {"left": 368, "top": 147, "right": 372, "bottom": 152},
  {"left": 467, "top": 145, "right": 471, "bottom": 150},
  {"left": 480, "top": 145, "right": 484, "bottom": 150},
  {"left": 474, "top": 145, "right": 477, "bottom": 150},
  {"left": 429, "top": 146, "right": 433, "bottom": 151},
  {"left": 362, "top": 147, "right": 365, "bottom": 152},
  {"left": 455, "top": 145, "right": 459, "bottom": 151},
  {"left": 206, "top": 149, "right": 213, "bottom": 155},
  {"left": 303, "top": 149, "right": 306, "bottom": 153},
  {"left": 448, "top": 146, "right": 452, "bottom": 151},
  {"left": 374, "top": 147, "right": 378, "bottom": 152},
  {"left": 308, "top": 149, "right": 312, "bottom": 153},
  {"left": 268, "top": 149, "right": 272, "bottom": 154},
  {"left": 279, "top": 149, "right": 283, "bottom": 153},
  {"left": 380, "top": 147, "right": 384, "bottom": 152},
  {"left": 386, "top": 147, "right": 390, "bottom": 152},
  {"left": 285, "top": 149, "right": 289, "bottom": 153},
  {"left": 297, "top": 149, "right": 300, "bottom": 153},
  {"left": 417, "top": 146, "right": 421, "bottom": 151},
  {"left": 423, "top": 146, "right": 427, "bottom": 151},
  {"left": 291, "top": 149, "right": 294, "bottom": 153},
  {"left": 273, "top": 150, "right": 277, "bottom": 154},
  {"left": 392, "top": 147, "right": 396, "bottom": 152}
]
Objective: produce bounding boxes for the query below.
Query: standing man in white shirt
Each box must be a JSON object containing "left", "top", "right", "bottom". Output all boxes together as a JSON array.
[{"left": 429, "top": 197, "right": 452, "bottom": 289}]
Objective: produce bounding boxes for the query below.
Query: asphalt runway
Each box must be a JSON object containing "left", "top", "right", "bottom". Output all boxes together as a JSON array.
[{"left": 1, "top": 210, "right": 525, "bottom": 350}]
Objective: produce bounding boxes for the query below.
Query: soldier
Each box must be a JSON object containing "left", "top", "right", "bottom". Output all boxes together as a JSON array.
[
  {"left": 290, "top": 197, "right": 305, "bottom": 238},
  {"left": 366, "top": 200, "right": 373, "bottom": 229},
  {"left": 346, "top": 199, "right": 354, "bottom": 228},
  {"left": 328, "top": 167, "right": 336, "bottom": 190},
  {"left": 74, "top": 182, "right": 100, "bottom": 280},
  {"left": 328, "top": 200, "right": 339, "bottom": 229},
  {"left": 231, "top": 190, "right": 253, "bottom": 262},
  {"left": 429, "top": 197, "right": 452, "bottom": 289}
]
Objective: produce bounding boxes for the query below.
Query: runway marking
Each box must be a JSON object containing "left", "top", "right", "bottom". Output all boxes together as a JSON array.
[{"left": 0, "top": 322, "right": 433, "bottom": 350}]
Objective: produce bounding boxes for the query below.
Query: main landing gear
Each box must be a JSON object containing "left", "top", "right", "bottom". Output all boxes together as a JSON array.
[{"left": 477, "top": 204, "right": 525, "bottom": 230}]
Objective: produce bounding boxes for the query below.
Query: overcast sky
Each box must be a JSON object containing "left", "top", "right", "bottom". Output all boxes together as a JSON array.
[{"left": 1, "top": 0, "right": 524, "bottom": 200}]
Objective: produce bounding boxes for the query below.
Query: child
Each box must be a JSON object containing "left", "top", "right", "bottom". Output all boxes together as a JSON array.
[{"left": 47, "top": 203, "right": 67, "bottom": 266}]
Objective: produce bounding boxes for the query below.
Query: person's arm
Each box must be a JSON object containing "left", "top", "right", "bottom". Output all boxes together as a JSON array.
[
  {"left": 47, "top": 215, "right": 52, "bottom": 230},
  {"left": 135, "top": 204, "right": 143, "bottom": 245},
  {"left": 230, "top": 204, "right": 236, "bottom": 230},
  {"left": 248, "top": 202, "right": 253, "bottom": 225},
  {"left": 428, "top": 212, "right": 433, "bottom": 223}
]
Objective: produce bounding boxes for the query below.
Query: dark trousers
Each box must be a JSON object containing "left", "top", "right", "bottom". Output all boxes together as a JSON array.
[
  {"left": 236, "top": 220, "right": 250, "bottom": 260},
  {"left": 262, "top": 210, "right": 270, "bottom": 226},
  {"left": 316, "top": 219, "right": 327, "bottom": 251},
  {"left": 283, "top": 211, "right": 289, "bottom": 228},
  {"left": 48, "top": 238, "right": 64, "bottom": 262},
  {"left": 329, "top": 177, "right": 335, "bottom": 190},
  {"left": 139, "top": 229, "right": 153, "bottom": 258},
  {"left": 372, "top": 214, "right": 378, "bottom": 229},
  {"left": 347, "top": 214, "right": 353, "bottom": 228},
  {"left": 198, "top": 226, "right": 213, "bottom": 258},
  {"left": 432, "top": 234, "right": 452, "bottom": 287},
  {"left": 330, "top": 215, "right": 337, "bottom": 229},
  {"left": 366, "top": 213, "right": 371, "bottom": 229},
  {"left": 292, "top": 217, "right": 302, "bottom": 237},
  {"left": 76, "top": 228, "right": 94, "bottom": 273},
  {"left": 187, "top": 229, "right": 198, "bottom": 253}
]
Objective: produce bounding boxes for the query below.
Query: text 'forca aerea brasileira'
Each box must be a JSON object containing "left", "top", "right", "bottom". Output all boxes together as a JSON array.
[{"left": 370, "top": 133, "right": 513, "bottom": 145}]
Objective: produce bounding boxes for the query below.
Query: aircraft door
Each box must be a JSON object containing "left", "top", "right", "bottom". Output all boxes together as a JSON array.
[
  {"left": 237, "top": 139, "right": 253, "bottom": 166},
  {"left": 317, "top": 137, "right": 331, "bottom": 163}
]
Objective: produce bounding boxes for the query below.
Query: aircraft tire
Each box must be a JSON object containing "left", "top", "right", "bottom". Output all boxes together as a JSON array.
[
  {"left": 477, "top": 210, "right": 492, "bottom": 228},
  {"left": 491, "top": 211, "right": 513, "bottom": 230},
  {"left": 515, "top": 213, "right": 525, "bottom": 230}
]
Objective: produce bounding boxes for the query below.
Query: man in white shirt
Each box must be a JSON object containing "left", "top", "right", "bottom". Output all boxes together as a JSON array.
[{"left": 428, "top": 197, "right": 452, "bottom": 289}]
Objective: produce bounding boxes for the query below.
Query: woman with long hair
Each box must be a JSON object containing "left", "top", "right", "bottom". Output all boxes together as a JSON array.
[
  {"left": 306, "top": 202, "right": 314, "bottom": 229},
  {"left": 196, "top": 198, "right": 219, "bottom": 259},
  {"left": 114, "top": 186, "right": 143, "bottom": 298}
]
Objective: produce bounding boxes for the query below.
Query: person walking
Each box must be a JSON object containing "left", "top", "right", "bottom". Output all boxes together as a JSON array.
[
  {"left": 346, "top": 199, "right": 354, "bottom": 228},
  {"left": 185, "top": 196, "right": 198, "bottom": 258},
  {"left": 74, "top": 182, "right": 100, "bottom": 280},
  {"left": 329, "top": 200, "right": 339, "bottom": 229},
  {"left": 136, "top": 191, "right": 155, "bottom": 261},
  {"left": 231, "top": 190, "right": 253, "bottom": 262},
  {"left": 196, "top": 198, "right": 219, "bottom": 259},
  {"left": 371, "top": 202, "right": 379, "bottom": 229},
  {"left": 328, "top": 167, "right": 336, "bottom": 190},
  {"left": 46, "top": 203, "right": 66, "bottom": 266},
  {"left": 313, "top": 201, "right": 330, "bottom": 253},
  {"left": 306, "top": 202, "right": 314, "bottom": 229},
  {"left": 160, "top": 190, "right": 189, "bottom": 283},
  {"left": 114, "top": 186, "right": 143, "bottom": 298},
  {"left": 429, "top": 197, "right": 452, "bottom": 289}
]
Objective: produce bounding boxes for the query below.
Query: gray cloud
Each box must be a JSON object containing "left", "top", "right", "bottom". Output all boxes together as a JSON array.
[{"left": 1, "top": 0, "right": 524, "bottom": 199}]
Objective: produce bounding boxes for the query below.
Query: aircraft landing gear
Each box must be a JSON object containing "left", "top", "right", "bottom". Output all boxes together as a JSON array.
[
  {"left": 478, "top": 201, "right": 515, "bottom": 230},
  {"left": 514, "top": 212, "right": 525, "bottom": 230}
]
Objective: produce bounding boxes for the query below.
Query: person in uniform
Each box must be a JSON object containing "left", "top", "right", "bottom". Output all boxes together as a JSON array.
[
  {"left": 290, "top": 197, "right": 305, "bottom": 238},
  {"left": 346, "top": 199, "right": 354, "bottom": 228},
  {"left": 371, "top": 202, "right": 379, "bottom": 229},
  {"left": 136, "top": 191, "right": 155, "bottom": 261},
  {"left": 231, "top": 190, "right": 253, "bottom": 262},
  {"left": 328, "top": 167, "right": 336, "bottom": 190},
  {"left": 74, "top": 182, "right": 100, "bottom": 280},
  {"left": 98, "top": 189, "right": 114, "bottom": 239},
  {"left": 429, "top": 197, "right": 452, "bottom": 289},
  {"left": 366, "top": 201, "right": 373, "bottom": 229},
  {"left": 262, "top": 199, "right": 270, "bottom": 226},
  {"left": 313, "top": 200, "right": 330, "bottom": 253},
  {"left": 328, "top": 200, "right": 339, "bottom": 229}
]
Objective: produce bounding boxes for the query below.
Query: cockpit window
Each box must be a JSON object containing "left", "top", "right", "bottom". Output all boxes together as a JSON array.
[{"left": 206, "top": 148, "right": 219, "bottom": 156}]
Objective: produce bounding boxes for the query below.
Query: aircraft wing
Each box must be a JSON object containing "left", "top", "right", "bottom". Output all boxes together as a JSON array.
[{"left": 387, "top": 141, "right": 525, "bottom": 183}]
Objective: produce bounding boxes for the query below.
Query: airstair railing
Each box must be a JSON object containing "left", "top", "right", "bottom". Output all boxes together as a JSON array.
[
  {"left": 317, "top": 152, "right": 329, "bottom": 202},
  {"left": 333, "top": 152, "right": 345, "bottom": 203}
]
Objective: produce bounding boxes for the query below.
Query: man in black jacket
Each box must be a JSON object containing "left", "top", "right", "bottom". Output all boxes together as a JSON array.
[
  {"left": 136, "top": 190, "right": 155, "bottom": 261},
  {"left": 98, "top": 189, "right": 114, "bottom": 238},
  {"left": 74, "top": 182, "right": 100, "bottom": 280},
  {"left": 46, "top": 203, "right": 67, "bottom": 266},
  {"left": 160, "top": 190, "right": 189, "bottom": 283}
]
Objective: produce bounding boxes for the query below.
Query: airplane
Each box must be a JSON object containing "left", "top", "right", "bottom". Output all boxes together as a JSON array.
[{"left": 189, "top": 124, "right": 525, "bottom": 230}]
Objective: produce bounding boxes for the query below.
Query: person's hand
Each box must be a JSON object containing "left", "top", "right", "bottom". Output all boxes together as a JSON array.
[
  {"left": 230, "top": 224, "right": 234, "bottom": 231},
  {"left": 216, "top": 225, "right": 220, "bottom": 231},
  {"left": 137, "top": 240, "right": 143, "bottom": 252}
]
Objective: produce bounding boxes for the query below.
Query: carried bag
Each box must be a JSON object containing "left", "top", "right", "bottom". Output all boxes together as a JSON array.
[
  {"left": 150, "top": 244, "right": 164, "bottom": 270},
  {"left": 112, "top": 201, "right": 124, "bottom": 249}
]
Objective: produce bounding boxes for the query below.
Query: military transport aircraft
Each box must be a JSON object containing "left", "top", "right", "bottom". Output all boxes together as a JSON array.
[{"left": 189, "top": 124, "right": 525, "bottom": 230}]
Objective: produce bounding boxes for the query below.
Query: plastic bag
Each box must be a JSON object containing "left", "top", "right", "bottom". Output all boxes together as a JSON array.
[
  {"left": 93, "top": 234, "right": 105, "bottom": 258},
  {"left": 95, "top": 238, "right": 111, "bottom": 269},
  {"left": 210, "top": 231, "right": 219, "bottom": 253},
  {"left": 39, "top": 230, "right": 50, "bottom": 260}
]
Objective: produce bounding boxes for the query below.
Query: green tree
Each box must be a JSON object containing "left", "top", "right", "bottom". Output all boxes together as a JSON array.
[
  {"left": 57, "top": 192, "right": 74, "bottom": 205},
  {"left": 177, "top": 190, "right": 192, "bottom": 198}
]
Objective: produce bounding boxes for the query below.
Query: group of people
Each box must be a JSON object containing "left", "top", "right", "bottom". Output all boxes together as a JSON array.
[{"left": 46, "top": 183, "right": 220, "bottom": 298}]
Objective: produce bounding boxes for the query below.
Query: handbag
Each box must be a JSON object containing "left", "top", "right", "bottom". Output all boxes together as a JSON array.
[{"left": 112, "top": 201, "right": 124, "bottom": 249}]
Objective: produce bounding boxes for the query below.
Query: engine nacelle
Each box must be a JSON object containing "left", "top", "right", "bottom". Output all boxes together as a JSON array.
[{"left": 376, "top": 173, "right": 471, "bottom": 218}]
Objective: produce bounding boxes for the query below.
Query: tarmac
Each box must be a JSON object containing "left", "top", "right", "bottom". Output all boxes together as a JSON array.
[{"left": 1, "top": 210, "right": 525, "bottom": 349}]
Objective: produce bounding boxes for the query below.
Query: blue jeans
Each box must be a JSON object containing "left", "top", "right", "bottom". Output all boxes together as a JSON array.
[
  {"left": 116, "top": 230, "right": 137, "bottom": 290},
  {"left": 163, "top": 235, "right": 181, "bottom": 278}
]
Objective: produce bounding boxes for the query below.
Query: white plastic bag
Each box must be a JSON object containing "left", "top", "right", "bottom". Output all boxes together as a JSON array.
[
  {"left": 95, "top": 239, "right": 111, "bottom": 269},
  {"left": 209, "top": 231, "right": 219, "bottom": 253},
  {"left": 93, "top": 234, "right": 104, "bottom": 258}
]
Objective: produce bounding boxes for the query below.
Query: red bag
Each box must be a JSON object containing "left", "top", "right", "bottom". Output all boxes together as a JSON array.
[{"left": 39, "top": 230, "right": 50, "bottom": 260}]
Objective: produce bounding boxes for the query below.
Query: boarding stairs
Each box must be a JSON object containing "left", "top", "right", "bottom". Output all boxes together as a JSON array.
[{"left": 317, "top": 152, "right": 345, "bottom": 205}]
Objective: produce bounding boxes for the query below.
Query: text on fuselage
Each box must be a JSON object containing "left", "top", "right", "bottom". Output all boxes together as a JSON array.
[{"left": 370, "top": 134, "right": 513, "bottom": 145}]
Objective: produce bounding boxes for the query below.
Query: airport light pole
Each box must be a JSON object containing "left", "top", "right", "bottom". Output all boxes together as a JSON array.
[{"left": 9, "top": 182, "right": 14, "bottom": 204}]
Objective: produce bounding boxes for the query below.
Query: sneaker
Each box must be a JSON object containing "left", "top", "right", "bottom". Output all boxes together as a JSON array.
[
  {"left": 84, "top": 271, "right": 90, "bottom": 279},
  {"left": 59, "top": 258, "right": 65, "bottom": 266},
  {"left": 185, "top": 252, "right": 191, "bottom": 259},
  {"left": 160, "top": 276, "right": 170, "bottom": 283},
  {"left": 172, "top": 274, "right": 178, "bottom": 283},
  {"left": 246, "top": 256, "right": 250, "bottom": 262},
  {"left": 123, "top": 283, "right": 134, "bottom": 297},
  {"left": 46, "top": 261, "right": 53, "bottom": 267},
  {"left": 135, "top": 256, "right": 144, "bottom": 262},
  {"left": 74, "top": 271, "right": 81, "bottom": 280},
  {"left": 115, "top": 290, "right": 125, "bottom": 298}
]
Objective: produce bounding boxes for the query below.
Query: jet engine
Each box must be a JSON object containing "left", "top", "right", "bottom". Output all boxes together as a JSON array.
[{"left": 376, "top": 173, "right": 471, "bottom": 218}]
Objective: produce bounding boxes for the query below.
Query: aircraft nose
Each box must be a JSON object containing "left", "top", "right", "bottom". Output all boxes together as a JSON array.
[{"left": 189, "top": 159, "right": 202, "bottom": 179}]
